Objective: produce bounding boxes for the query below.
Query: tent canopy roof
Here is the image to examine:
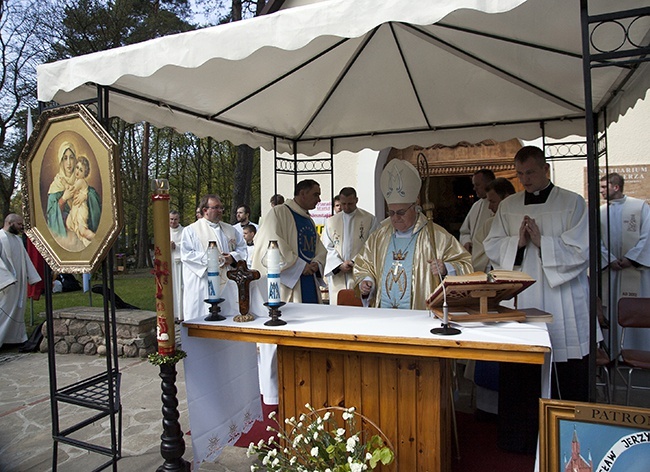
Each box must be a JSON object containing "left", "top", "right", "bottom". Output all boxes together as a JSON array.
[{"left": 37, "top": 0, "right": 650, "bottom": 155}]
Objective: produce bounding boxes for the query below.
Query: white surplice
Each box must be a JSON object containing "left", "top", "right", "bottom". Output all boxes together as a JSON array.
[
  {"left": 322, "top": 207, "right": 378, "bottom": 305},
  {"left": 180, "top": 218, "right": 247, "bottom": 319},
  {"left": 600, "top": 196, "right": 650, "bottom": 351},
  {"left": 170, "top": 224, "right": 184, "bottom": 321},
  {"left": 0, "top": 230, "right": 42, "bottom": 347},
  {"left": 484, "top": 187, "right": 590, "bottom": 362},
  {"left": 459, "top": 197, "right": 492, "bottom": 271}
]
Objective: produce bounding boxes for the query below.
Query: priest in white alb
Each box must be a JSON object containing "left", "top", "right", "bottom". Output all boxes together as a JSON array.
[
  {"left": 459, "top": 169, "right": 495, "bottom": 271},
  {"left": 180, "top": 194, "right": 247, "bottom": 319},
  {"left": 484, "top": 146, "right": 591, "bottom": 454},
  {"left": 0, "top": 214, "right": 42, "bottom": 348},
  {"left": 169, "top": 210, "right": 184, "bottom": 322},
  {"left": 322, "top": 187, "right": 378, "bottom": 305},
  {"left": 600, "top": 172, "right": 650, "bottom": 351}
]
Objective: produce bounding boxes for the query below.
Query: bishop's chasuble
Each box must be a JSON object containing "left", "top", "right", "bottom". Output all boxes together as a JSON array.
[{"left": 353, "top": 213, "right": 472, "bottom": 310}]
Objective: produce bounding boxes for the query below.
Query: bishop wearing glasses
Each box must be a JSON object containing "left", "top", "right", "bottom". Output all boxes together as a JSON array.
[{"left": 354, "top": 159, "right": 472, "bottom": 309}]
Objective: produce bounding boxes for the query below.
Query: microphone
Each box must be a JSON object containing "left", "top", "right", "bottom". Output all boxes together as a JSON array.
[{"left": 430, "top": 259, "right": 461, "bottom": 336}]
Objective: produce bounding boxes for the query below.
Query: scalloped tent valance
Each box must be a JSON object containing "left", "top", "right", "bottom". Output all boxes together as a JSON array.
[{"left": 37, "top": 0, "right": 650, "bottom": 155}]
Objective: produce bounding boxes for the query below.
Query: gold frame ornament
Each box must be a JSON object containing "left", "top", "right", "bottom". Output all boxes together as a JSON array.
[
  {"left": 20, "top": 104, "right": 123, "bottom": 273},
  {"left": 539, "top": 398, "right": 650, "bottom": 472}
]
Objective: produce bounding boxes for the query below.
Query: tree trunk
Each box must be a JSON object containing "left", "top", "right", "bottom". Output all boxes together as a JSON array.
[
  {"left": 137, "top": 122, "right": 151, "bottom": 268},
  {"left": 230, "top": 144, "right": 254, "bottom": 222}
]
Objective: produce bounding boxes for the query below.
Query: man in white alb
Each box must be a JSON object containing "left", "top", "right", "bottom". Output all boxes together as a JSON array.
[
  {"left": 600, "top": 172, "right": 649, "bottom": 351},
  {"left": 169, "top": 210, "right": 184, "bottom": 322},
  {"left": 459, "top": 169, "right": 495, "bottom": 271},
  {"left": 484, "top": 146, "right": 590, "bottom": 453},
  {"left": 322, "top": 187, "right": 377, "bottom": 305},
  {"left": 0, "top": 214, "right": 42, "bottom": 348},
  {"left": 180, "top": 194, "right": 247, "bottom": 319}
]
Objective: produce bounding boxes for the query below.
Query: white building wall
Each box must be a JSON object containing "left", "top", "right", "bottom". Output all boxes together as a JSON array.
[
  {"left": 551, "top": 90, "right": 650, "bottom": 198},
  {"left": 260, "top": 148, "right": 380, "bottom": 217}
]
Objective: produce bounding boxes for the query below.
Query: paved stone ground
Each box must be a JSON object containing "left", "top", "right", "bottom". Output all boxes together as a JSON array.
[
  {"left": 0, "top": 346, "right": 256, "bottom": 472},
  {"left": 2, "top": 337, "right": 647, "bottom": 471}
]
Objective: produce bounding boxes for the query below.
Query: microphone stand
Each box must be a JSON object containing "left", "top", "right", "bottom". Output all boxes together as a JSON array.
[{"left": 430, "top": 261, "right": 460, "bottom": 336}]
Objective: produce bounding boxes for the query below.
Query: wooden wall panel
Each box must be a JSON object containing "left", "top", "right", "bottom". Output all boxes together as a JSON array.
[
  {"left": 278, "top": 346, "right": 450, "bottom": 471},
  {"left": 293, "top": 349, "right": 311, "bottom": 420},
  {"left": 397, "top": 359, "right": 418, "bottom": 470},
  {"left": 327, "top": 352, "right": 345, "bottom": 407},
  {"left": 379, "top": 356, "right": 399, "bottom": 452},
  {"left": 343, "top": 353, "right": 363, "bottom": 412},
  {"left": 310, "top": 349, "right": 329, "bottom": 409}
]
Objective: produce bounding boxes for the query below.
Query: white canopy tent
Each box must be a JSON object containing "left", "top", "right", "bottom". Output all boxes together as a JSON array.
[
  {"left": 36, "top": 0, "right": 650, "bottom": 405},
  {"left": 38, "top": 0, "right": 650, "bottom": 156}
]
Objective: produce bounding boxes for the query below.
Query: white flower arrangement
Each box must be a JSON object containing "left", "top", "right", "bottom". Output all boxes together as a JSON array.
[{"left": 247, "top": 404, "right": 395, "bottom": 471}]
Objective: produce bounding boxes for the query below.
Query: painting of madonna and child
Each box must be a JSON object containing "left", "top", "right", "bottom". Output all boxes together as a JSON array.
[{"left": 40, "top": 132, "right": 102, "bottom": 253}]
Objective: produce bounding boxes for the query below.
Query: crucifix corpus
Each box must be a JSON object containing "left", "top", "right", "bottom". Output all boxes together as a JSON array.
[{"left": 227, "top": 260, "right": 261, "bottom": 322}]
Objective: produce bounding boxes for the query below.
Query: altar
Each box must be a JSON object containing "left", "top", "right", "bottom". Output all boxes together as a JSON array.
[{"left": 182, "top": 292, "right": 551, "bottom": 472}]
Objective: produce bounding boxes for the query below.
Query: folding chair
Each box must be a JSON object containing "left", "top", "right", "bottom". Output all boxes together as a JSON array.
[
  {"left": 595, "top": 298, "right": 612, "bottom": 403},
  {"left": 337, "top": 289, "right": 363, "bottom": 307},
  {"left": 616, "top": 297, "right": 650, "bottom": 405}
]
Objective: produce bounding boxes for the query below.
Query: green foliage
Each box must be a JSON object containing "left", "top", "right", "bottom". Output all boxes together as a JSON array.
[
  {"left": 247, "top": 404, "right": 395, "bottom": 472},
  {"left": 51, "top": 0, "right": 196, "bottom": 59},
  {"left": 6, "top": 1, "right": 261, "bottom": 268},
  {"left": 148, "top": 349, "right": 186, "bottom": 366}
]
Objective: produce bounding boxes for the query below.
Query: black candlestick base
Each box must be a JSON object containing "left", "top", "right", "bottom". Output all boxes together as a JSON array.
[
  {"left": 263, "top": 302, "right": 287, "bottom": 326},
  {"left": 204, "top": 298, "right": 226, "bottom": 321},
  {"left": 431, "top": 323, "right": 461, "bottom": 336},
  {"left": 157, "top": 363, "right": 191, "bottom": 472}
]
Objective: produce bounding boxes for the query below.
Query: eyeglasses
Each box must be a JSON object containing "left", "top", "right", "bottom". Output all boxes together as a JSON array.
[
  {"left": 388, "top": 203, "right": 415, "bottom": 217},
  {"left": 205, "top": 205, "right": 223, "bottom": 210}
]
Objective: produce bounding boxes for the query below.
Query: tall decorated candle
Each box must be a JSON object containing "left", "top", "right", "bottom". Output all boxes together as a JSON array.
[
  {"left": 267, "top": 240, "right": 281, "bottom": 306},
  {"left": 207, "top": 241, "right": 221, "bottom": 301},
  {"left": 151, "top": 179, "right": 175, "bottom": 355}
]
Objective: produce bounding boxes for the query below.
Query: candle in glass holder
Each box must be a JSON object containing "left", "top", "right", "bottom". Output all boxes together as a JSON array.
[
  {"left": 207, "top": 241, "right": 221, "bottom": 301},
  {"left": 267, "top": 240, "right": 281, "bottom": 306}
]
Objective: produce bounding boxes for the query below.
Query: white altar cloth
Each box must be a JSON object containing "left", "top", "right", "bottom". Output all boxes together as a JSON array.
[{"left": 182, "top": 278, "right": 552, "bottom": 467}]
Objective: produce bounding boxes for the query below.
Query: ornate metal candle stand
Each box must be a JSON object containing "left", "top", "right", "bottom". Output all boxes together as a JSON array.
[
  {"left": 263, "top": 302, "right": 286, "bottom": 326},
  {"left": 204, "top": 298, "right": 226, "bottom": 321}
]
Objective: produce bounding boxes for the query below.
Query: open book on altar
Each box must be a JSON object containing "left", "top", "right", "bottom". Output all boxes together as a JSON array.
[{"left": 426, "top": 270, "right": 538, "bottom": 322}]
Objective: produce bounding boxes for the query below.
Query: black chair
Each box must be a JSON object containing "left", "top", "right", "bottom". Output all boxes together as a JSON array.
[{"left": 616, "top": 297, "right": 650, "bottom": 405}]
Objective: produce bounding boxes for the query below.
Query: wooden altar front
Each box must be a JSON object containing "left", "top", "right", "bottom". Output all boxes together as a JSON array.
[{"left": 184, "top": 303, "right": 551, "bottom": 472}]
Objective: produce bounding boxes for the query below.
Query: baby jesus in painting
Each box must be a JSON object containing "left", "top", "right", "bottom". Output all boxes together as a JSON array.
[{"left": 66, "top": 156, "right": 97, "bottom": 247}]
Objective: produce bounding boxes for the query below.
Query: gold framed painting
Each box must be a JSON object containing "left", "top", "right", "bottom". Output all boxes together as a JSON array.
[
  {"left": 20, "top": 104, "right": 123, "bottom": 273},
  {"left": 540, "top": 399, "right": 650, "bottom": 472}
]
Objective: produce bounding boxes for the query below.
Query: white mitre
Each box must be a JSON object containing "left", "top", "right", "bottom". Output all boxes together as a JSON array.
[{"left": 380, "top": 159, "right": 421, "bottom": 204}]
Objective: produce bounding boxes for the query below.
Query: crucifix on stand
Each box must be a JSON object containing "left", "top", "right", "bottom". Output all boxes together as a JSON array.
[{"left": 227, "top": 260, "right": 260, "bottom": 322}]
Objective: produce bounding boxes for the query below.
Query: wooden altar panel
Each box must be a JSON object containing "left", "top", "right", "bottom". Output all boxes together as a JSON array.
[{"left": 278, "top": 346, "right": 452, "bottom": 472}]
